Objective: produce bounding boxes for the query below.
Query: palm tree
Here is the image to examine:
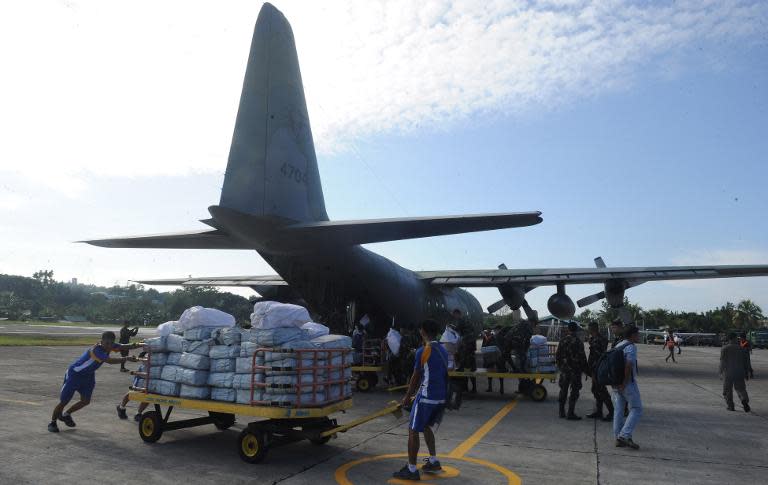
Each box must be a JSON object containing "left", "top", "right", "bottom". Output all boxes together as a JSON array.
[{"left": 735, "top": 300, "right": 764, "bottom": 331}]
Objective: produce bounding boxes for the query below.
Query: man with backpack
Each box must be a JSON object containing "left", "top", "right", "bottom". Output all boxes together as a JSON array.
[
  {"left": 586, "top": 321, "right": 613, "bottom": 421},
  {"left": 555, "top": 322, "right": 588, "bottom": 420},
  {"left": 609, "top": 325, "right": 642, "bottom": 450}
]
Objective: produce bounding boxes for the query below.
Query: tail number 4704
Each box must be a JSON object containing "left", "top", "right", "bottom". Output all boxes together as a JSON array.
[{"left": 280, "top": 162, "right": 308, "bottom": 185}]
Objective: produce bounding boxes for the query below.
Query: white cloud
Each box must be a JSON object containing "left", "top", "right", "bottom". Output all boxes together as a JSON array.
[{"left": 0, "top": 0, "right": 765, "bottom": 183}]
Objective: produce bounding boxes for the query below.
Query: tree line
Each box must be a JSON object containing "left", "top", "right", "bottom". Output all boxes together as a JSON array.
[{"left": 0, "top": 271, "right": 254, "bottom": 325}]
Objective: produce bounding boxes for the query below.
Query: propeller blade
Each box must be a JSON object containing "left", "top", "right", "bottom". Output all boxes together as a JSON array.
[
  {"left": 577, "top": 291, "right": 606, "bottom": 308},
  {"left": 498, "top": 263, "right": 508, "bottom": 270},
  {"left": 521, "top": 300, "right": 538, "bottom": 323},
  {"left": 594, "top": 257, "right": 606, "bottom": 268},
  {"left": 487, "top": 299, "right": 508, "bottom": 314}
]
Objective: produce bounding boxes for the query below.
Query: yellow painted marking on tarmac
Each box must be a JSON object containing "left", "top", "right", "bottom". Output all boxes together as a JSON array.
[
  {"left": 447, "top": 398, "right": 518, "bottom": 458},
  {"left": 0, "top": 398, "right": 42, "bottom": 406}
]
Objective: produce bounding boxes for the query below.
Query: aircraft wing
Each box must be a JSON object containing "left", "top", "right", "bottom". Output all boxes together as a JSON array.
[
  {"left": 416, "top": 265, "right": 768, "bottom": 287},
  {"left": 134, "top": 275, "right": 287, "bottom": 286},
  {"left": 80, "top": 229, "right": 251, "bottom": 249}
]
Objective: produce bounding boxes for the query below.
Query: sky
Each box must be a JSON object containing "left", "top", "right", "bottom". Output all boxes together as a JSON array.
[{"left": 1, "top": 0, "right": 767, "bottom": 315}]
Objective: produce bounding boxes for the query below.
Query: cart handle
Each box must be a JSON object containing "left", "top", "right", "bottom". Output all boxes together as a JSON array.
[{"left": 319, "top": 401, "right": 402, "bottom": 438}]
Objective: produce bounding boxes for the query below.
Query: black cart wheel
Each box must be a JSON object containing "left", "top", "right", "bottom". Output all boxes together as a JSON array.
[
  {"left": 530, "top": 384, "right": 547, "bottom": 402},
  {"left": 139, "top": 411, "right": 163, "bottom": 443},
  {"left": 238, "top": 428, "right": 268, "bottom": 464},
  {"left": 210, "top": 412, "right": 236, "bottom": 430}
]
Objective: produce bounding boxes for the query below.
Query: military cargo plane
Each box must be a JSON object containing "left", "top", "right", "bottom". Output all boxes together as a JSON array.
[{"left": 83, "top": 3, "right": 768, "bottom": 335}]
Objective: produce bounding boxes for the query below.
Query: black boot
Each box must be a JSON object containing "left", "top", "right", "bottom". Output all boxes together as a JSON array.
[
  {"left": 566, "top": 401, "right": 582, "bottom": 420},
  {"left": 602, "top": 399, "right": 614, "bottom": 421},
  {"left": 559, "top": 402, "right": 566, "bottom": 419}
]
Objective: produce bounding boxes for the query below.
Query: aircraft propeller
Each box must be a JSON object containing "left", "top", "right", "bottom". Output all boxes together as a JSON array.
[
  {"left": 486, "top": 263, "right": 538, "bottom": 322},
  {"left": 576, "top": 257, "right": 646, "bottom": 324}
]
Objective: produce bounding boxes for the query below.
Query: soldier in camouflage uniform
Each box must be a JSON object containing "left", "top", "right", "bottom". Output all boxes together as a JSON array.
[
  {"left": 502, "top": 320, "right": 533, "bottom": 372},
  {"left": 555, "top": 321, "right": 588, "bottom": 420},
  {"left": 586, "top": 321, "right": 614, "bottom": 421},
  {"left": 452, "top": 309, "right": 478, "bottom": 393}
]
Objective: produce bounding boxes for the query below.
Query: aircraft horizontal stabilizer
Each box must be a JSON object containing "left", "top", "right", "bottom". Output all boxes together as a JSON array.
[
  {"left": 80, "top": 230, "right": 251, "bottom": 249},
  {"left": 282, "top": 212, "right": 543, "bottom": 246}
]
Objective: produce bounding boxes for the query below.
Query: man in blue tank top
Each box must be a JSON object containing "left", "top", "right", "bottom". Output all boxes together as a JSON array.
[{"left": 393, "top": 319, "right": 449, "bottom": 481}]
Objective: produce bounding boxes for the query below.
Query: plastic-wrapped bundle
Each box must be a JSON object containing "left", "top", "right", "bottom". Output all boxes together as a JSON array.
[
  {"left": 149, "top": 352, "right": 168, "bottom": 366},
  {"left": 160, "top": 365, "right": 184, "bottom": 382},
  {"left": 148, "top": 379, "right": 181, "bottom": 396},
  {"left": 178, "top": 306, "right": 235, "bottom": 330},
  {"left": 328, "top": 367, "right": 353, "bottom": 381},
  {"left": 166, "top": 352, "right": 182, "bottom": 365},
  {"left": 250, "top": 327, "right": 306, "bottom": 347},
  {"left": 301, "top": 322, "right": 329, "bottom": 340},
  {"left": 180, "top": 384, "right": 210, "bottom": 400},
  {"left": 262, "top": 392, "right": 325, "bottom": 407},
  {"left": 177, "top": 368, "right": 210, "bottom": 386},
  {"left": 327, "top": 383, "right": 353, "bottom": 400},
  {"left": 240, "top": 342, "right": 260, "bottom": 357},
  {"left": 212, "top": 327, "right": 242, "bottom": 346},
  {"left": 313, "top": 353, "right": 349, "bottom": 368},
  {"left": 210, "top": 358, "right": 236, "bottom": 373},
  {"left": 211, "top": 387, "right": 236, "bottom": 402},
  {"left": 147, "top": 365, "right": 163, "bottom": 379},
  {"left": 311, "top": 334, "right": 352, "bottom": 349},
  {"left": 264, "top": 356, "right": 317, "bottom": 373},
  {"left": 186, "top": 340, "right": 212, "bottom": 356},
  {"left": 179, "top": 352, "right": 210, "bottom": 370},
  {"left": 210, "top": 345, "right": 241, "bottom": 359},
  {"left": 236, "top": 389, "right": 263, "bottom": 404},
  {"left": 166, "top": 334, "right": 188, "bottom": 353},
  {"left": 184, "top": 326, "right": 216, "bottom": 341},
  {"left": 250, "top": 301, "right": 310, "bottom": 329},
  {"left": 264, "top": 374, "right": 324, "bottom": 394},
  {"left": 235, "top": 356, "right": 265, "bottom": 374},
  {"left": 207, "top": 372, "right": 235, "bottom": 388},
  {"left": 134, "top": 378, "right": 145, "bottom": 389},
  {"left": 145, "top": 337, "right": 167, "bottom": 352},
  {"left": 172, "top": 322, "right": 184, "bottom": 335},
  {"left": 232, "top": 372, "right": 264, "bottom": 389}
]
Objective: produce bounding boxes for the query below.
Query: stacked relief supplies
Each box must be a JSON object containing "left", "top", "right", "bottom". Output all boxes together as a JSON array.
[
  {"left": 528, "top": 334, "right": 556, "bottom": 372},
  {"left": 141, "top": 303, "right": 353, "bottom": 407}
]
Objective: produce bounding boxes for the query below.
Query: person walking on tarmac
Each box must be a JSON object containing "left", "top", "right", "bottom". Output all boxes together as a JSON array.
[
  {"left": 612, "top": 326, "right": 642, "bottom": 450},
  {"left": 48, "top": 331, "right": 140, "bottom": 433},
  {"left": 393, "top": 319, "right": 450, "bottom": 481},
  {"left": 586, "top": 322, "right": 613, "bottom": 421},
  {"left": 664, "top": 329, "right": 677, "bottom": 363},
  {"left": 721, "top": 333, "right": 751, "bottom": 412},
  {"left": 118, "top": 320, "right": 139, "bottom": 372},
  {"left": 555, "top": 322, "right": 588, "bottom": 420}
]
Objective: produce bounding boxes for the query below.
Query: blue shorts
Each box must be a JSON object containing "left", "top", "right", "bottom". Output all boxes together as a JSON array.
[
  {"left": 409, "top": 395, "right": 445, "bottom": 432},
  {"left": 59, "top": 369, "right": 96, "bottom": 403}
]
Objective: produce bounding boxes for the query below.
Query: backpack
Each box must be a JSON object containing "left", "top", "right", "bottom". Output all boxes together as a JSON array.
[{"left": 595, "top": 342, "right": 630, "bottom": 386}]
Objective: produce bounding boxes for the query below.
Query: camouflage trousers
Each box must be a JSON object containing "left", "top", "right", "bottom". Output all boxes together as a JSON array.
[{"left": 558, "top": 372, "right": 582, "bottom": 407}]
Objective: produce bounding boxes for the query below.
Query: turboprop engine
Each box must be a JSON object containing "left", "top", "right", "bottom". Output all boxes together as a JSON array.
[{"left": 547, "top": 284, "right": 576, "bottom": 320}]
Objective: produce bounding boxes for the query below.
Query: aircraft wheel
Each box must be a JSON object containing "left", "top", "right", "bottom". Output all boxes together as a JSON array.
[
  {"left": 238, "top": 428, "right": 268, "bottom": 464},
  {"left": 530, "top": 384, "right": 547, "bottom": 402},
  {"left": 139, "top": 411, "right": 163, "bottom": 443}
]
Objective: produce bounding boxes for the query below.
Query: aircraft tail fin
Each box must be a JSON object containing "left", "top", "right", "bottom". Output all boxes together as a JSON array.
[{"left": 220, "top": 3, "right": 328, "bottom": 223}]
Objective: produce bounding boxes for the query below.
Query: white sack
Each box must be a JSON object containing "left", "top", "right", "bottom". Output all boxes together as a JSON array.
[
  {"left": 210, "top": 345, "right": 241, "bottom": 359},
  {"left": 166, "top": 334, "right": 188, "bottom": 353},
  {"left": 212, "top": 327, "right": 242, "bottom": 346},
  {"left": 160, "top": 365, "right": 184, "bottom": 382},
  {"left": 311, "top": 334, "right": 352, "bottom": 349},
  {"left": 236, "top": 356, "right": 265, "bottom": 374},
  {"left": 440, "top": 327, "right": 460, "bottom": 345},
  {"left": 178, "top": 306, "right": 235, "bottom": 330},
  {"left": 386, "top": 328, "right": 401, "bottom": 356},
  {"left": 166, "top": 352, "right": 182, "bottom": 365},
  {"left": 145, "top": 337, "right": 167, "bottom": 352},
  {"left": 149, "top": 352, "right": 168, "bottom": 366},
  {"left": 207, "top": 372, "right": 235, "bottom": 388},
  {"left": 250, "top": 301, "right": 310, "bottom": 329},
  {"left": 156, "top": 321, "right": 176, "bottom": 337},
  {"left": 186, "top": 340, "right": 212, "bottom": 356},
  {"left": 211, "top": 358, "right": 236, "bottom": 373},
  {"left": 233, "top": 373, "right": 264, "bottom": 389},
  {"left": 236, "top": 389, "right": 263, "bottom": 404},
  {"left": 211, "top": 387, "right": 236, "bottom": 402},
  {"left": 179, "top": 353, "right": 210, "bottom": 370},
  {"left": 177, "top": 368, "right": 210, "bottom": 386},
  {"left": 184, "top": 327, "right": 216, "bottom": 341},
  {"left": 180, "top": 384, "right": 210, "bottom": 400},
  {"left": 148, "top": 379, "right": 180, "bottom": 396},
  {"left": 301, "top": 322, "right": 330, "bottom": 340},
  {"left": 240, "top": 342, "right": 260, "bottom": 357},
  {"left": 250, "top": 327, "right": 306, "bottom": 347}
]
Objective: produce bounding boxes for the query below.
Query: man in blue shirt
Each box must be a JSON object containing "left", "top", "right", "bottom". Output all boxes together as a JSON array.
[
  {"left": 393, "top": 319, "right": 449, "bottom": 481},
  {"left": 48, "top": 331, "right": 140, "bottom": 433},
  {"left": 611, "top": 326, "right": 642, "bottom": 450}
]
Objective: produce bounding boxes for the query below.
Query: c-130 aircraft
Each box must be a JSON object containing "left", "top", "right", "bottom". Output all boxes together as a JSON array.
[{"left": 84, "top": 3, "right": 768, "bottom": 335}]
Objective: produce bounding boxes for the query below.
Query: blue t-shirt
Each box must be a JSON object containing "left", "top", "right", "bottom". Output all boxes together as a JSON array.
[
  {"left": 618, "top": 340, "right": 638, "bottom": 380},
  {"left": 68, "top": 344, "right": 120, "bottom": 376},
  {"left": 413, "top": 341, "right": 449, "bottom": 403}
]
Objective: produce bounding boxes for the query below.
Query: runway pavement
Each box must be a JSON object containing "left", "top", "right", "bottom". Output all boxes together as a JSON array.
[{"left": 0, "top": 344, "right": 765, "bottom": 484}]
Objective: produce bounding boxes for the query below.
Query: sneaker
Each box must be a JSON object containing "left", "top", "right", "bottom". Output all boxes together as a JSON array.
[
  {"left": 743, "top": 403, "right": 751, "bottom": 413},
  {"left": 116, "top": 405, "right": 128, "bottom": 420},
  {"left": 59, "top": 414, "right": 76, "bottom": 428},
  {"left": 617, "top": 436, "right": 640, "bottom": 450},
  {"left": 392, "top": 465, "right": 420, "bottom": 481},
  {"left": 134, "top": 413, "right": 142, "bottom": 422},
  {"left": 615, "top": 438, "right": 626, "bottom": 448},
  {"left": 421, "top": 458, "right": 442, "bottom": 473},
  {"left": 47, "top": 421, "right": 59, "bottom": 433}
]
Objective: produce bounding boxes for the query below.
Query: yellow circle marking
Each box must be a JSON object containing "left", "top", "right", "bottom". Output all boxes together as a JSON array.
[
  {"left": 334, "top": 453, "right": 520, "bottom": 485},
  {"left": 141, "top": 417, "right": 154, "bottom": 437},
  {"left": 241, "top": 433, "right": 260, "bottom": 457},
  {"left": 388, "top": 464, "right": 460, "bottom": 484}
]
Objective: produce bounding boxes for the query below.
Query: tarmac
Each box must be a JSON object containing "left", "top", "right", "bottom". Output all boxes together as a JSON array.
[
  {"left": 0, "top": 344, "right": 765, "bottom": 484},
  {"left": 0, "top": 322, "right": 156, "bottom": 338}
]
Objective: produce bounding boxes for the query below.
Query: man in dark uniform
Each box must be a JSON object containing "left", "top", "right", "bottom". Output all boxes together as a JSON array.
[
  {"left": 118, "top": 321, "right": 139, "bottom": 372},
  {"left": 503, "top": 319, "right": 533, "bottom": 372},
  {"left": 586, "top": 322, "right": 613, "bottom": 421},
  {"left": 720, "top": 333, "right": 751, "bottom": 412},
  {"left": 452, "top": 309, "right": 477, "bottom": 394},
  {"left": 555, "top": 322, "right": 588, "bottom": 420}
]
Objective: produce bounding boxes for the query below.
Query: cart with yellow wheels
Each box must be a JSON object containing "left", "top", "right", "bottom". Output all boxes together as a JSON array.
[{"left": 448, "top": 370, "right": 557, "bottom": 402}]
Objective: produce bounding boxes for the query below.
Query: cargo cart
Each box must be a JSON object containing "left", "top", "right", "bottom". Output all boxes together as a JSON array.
[{"left": 448, "top": 370, "right": 557, "bottom": 402}]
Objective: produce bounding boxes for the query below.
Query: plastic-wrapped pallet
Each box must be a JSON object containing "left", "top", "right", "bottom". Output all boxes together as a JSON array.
[
  {"left": 311, "top": 334, "right": 352, "bottom": 349},
  {"left": 211, "top": 387, "right": 236, "bottom": 402},
  {"left": 235, "top": 356, "right": 264, "bottom": 374},
  {"left": 160, "top": 365, "right": 184, "bottom": 382},
  {"left": 210, "top": 345, "right": 241, "bottom": 359},
  {"left": 180, "top": 384, "right": 210, "bottom": 400},
  {"left": 149, "top": 352, "right": 168, "bottom": 366},
  {"left": 177, "top": 368, "right": 210, "bottom": 386},
  {"left": 263, "top": 392, "right": 325, "bottom": 407},
  {"left": 148, "top": 379, "right": 181, "bottom": 396},
  {"left": 207, "top": 372, "right": 235, "bottom": 388},
  {"left": 212, "top": 327, "right": 242, "bottom": 346},
  {"left": 166, "top": 334, "right": 188, "bottom": 353},
  {"left": 186, "top": 340, "right": 212, "bottom": 356},
  {"left": 184, "top": 326, "right": 216, "bottom": 341},
  {"left": 250, "top": 327, "right": 306, "bottom": 347},
  {"left": 145, "top": 337, "right": 167, "bottom": 352},
  {"left": 236, "top": 389, "right": 263, "bottom": 404},
  {"left": 232, "top": 373, "right": 264, "bottom": 389},
  {"left": 178, "top": 306, "right": 235, "bottom": 330},
  {"left": 166, "top": 352, "right": 182, "bottom": 366},
  {"left": 179, "top": 352, "right": 210, "bottom": 370},
  {"left": 210, "top": 358, "right": 236, "bottom": 373}
]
